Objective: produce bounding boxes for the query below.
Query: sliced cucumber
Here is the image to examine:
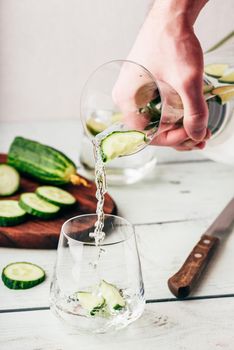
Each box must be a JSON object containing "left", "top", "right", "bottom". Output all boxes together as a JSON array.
[
  {"left": 77, "top": 291, "right": 105, "bottom": 316},
  {"left": 86, "top": 112, "right": 123, "bottom": 136},
  {"left": 218, "top": 71, "right": 234, "bottom": 84},
  {"left": 212, "top": 85, "right": 234, "bottom": 104},
  {"left": 86, "top": 118, "right": 108, "bottom": 136},
  {"left": 100, "top": 280, "right": 125, "bottom": 311},
  {"left": 19, "top": 193, "right": 60, "bottom": 219},
  {"left": 204, "top": 63, "right": 228, "bottom": 78},
  {"left": 0, "top": 200, "right": 27, "bottom": 226},
  {"left": 2, "top": 262, "right": 45, "bottom": 289},
  {"left": 36, "top": 186, "right": 76, "bottom": 207},
  {"left": 100, "top": 130, "right": 146, "bottom": 162},
  {"left": 0, "top": 164, "right": 20, "bottom": 196}
]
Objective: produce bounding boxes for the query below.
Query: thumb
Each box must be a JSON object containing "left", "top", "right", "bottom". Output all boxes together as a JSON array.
[{"left": 180, "top": 84, "right": 209, "bottom": 142}]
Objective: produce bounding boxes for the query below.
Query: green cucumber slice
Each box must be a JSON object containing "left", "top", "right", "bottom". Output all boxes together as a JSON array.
[
  {"left": 86, "top": 118, "right": 108, "bottom": 136},
  {"left": 86, "top": 112, "right": 123, "bottom": 136},
  {"left": 218, "top": 71, "right": 234, "bottom": 84},
  {"left": 212, "top": 85, "right": 234, "bottom": 104},
  {"left": 100, "top": 130, "right": 146, "bottom": 162},
  {"left": 100, "top": 280, "right": 125, "bottom": 311},
  {"left": 19, "top": 193, "right": 60, "bottom": 219},
  {"left": 77, "top": 291, "right": 105, "bottom": 316},
  {"left": 204, "top": 64, "right": 228, "bottom": 78},
  {"left": 0, "top": 164, "right": 20, "bottom": 196},
  {"left": 0, "top": 200, "right": 27, "bottom": 226},
  {"left": 2, "top": 262, "right": 45, "bottom": 289},
  {"left": 36, "top": 186, "right": 76, "bottom": 207}
]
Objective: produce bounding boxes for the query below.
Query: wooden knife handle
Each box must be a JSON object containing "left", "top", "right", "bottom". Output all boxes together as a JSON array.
[{"left": 168, "top": 234, "right": 220, "bottom": 299}]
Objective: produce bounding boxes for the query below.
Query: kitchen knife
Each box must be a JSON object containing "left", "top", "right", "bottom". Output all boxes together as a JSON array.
[{"left": 168, "top": 197, "right": 234, "bottom": 299}]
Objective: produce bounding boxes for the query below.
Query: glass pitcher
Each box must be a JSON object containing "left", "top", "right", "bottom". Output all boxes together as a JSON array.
[{"left": 79, "top": 40, "right": 234, "bottom": 183}]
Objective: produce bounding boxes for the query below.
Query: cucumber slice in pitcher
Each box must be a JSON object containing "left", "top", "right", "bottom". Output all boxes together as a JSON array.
[
  {"left": 0, "top": 164, "right": 20, "bottom": 196},
  {"left": 100, "top": 280, "right": 125, "bottom": 311},
  {"left": 2, "top": 262, "right": 45, "bottom": 289},
  {"left": 0, "top": 200, "right": 27, "bottom": 226},
  {"left": 218, "top": 71, "right": 234, "bottom": 84},
  {"left": 212, "top": 85, "right": 234, "bottom": 104},
  {"left": 77, "top": 291, "right": 105, "bottom": 316},
  {"left": 36, "top": 186, "right": 76, "bottom": 207},
  {"left": 204, "top": 63, "right": 228, "bottom": 78},
  {"left": 19, "top": 193, "right": 60, "bottom": 219},
  {"left": 100, "top": 130, "right": 147, "bottom": 162}
]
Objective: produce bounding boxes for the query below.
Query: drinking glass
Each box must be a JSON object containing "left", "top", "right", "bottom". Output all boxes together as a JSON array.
[{"left": 50, "top": 214, "right": 145, "bottom": 333}]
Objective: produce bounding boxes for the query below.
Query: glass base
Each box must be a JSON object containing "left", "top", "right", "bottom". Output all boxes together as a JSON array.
[{"left": 50, "top": 299, "right": 145, "bottom": 334}]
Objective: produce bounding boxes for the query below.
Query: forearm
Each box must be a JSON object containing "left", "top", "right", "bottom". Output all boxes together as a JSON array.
[{"left": 149, "top": 0, "right": 208, "bottom": 33}]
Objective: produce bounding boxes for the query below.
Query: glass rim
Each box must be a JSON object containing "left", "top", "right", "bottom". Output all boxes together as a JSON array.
[
  {"left": 80, "top": 58, "right": 159, "bottom": 139},
  {"left": 61, "top": 213, "right": 135, "bottom": 246}
]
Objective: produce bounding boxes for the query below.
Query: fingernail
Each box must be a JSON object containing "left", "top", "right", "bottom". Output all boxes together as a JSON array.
[{"left": 191, "top": 128, "right": 207, "bottom": 141}]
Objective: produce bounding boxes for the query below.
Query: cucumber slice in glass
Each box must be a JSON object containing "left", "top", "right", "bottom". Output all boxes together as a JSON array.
[
  {"left": 100, "top": 280, "right": 125, "bottom": 311},
  {"left": 86, "top": 118, "right": 108, "bottom": 136},
  {"left": 86, "top": 112, "right": 123, "bottom": 136},
  {"left": 0, "top": 164, "right": 20, "bottom": 196},
  {"left": 2, "top": 262, "right": 45, "bottom": 289},
  {"left": 77, "top": 291, "right": 105, "bottom": 316},
  {"left": 0, "top": 200, "right": 27, "bottom": 226},
  {"left": 212, "top": 85, "right": 234, "bottom": 104},
  {"left": 218, "top": 71, "right": 234, "bottom": 84},
  {"left": 100, "top": 130, "right": 146, "bottom": 162},
  {"left": 204, "top": 63, "right": 228, "bottom": 78},
  {"left": 19, "top": 193, "right": 60, "bottom": 219},
  {"left": 36, "top": 186, "right": 76, "bottom": 207}
]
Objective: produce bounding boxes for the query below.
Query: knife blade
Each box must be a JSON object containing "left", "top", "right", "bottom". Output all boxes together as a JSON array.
[{"left": 168, "top": 197, "right": 234, "bottom": 299}]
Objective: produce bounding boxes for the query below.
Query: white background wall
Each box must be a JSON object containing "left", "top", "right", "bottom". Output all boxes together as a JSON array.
[{"left": 0, "top": 0, "right": 233, "bottom": 122}]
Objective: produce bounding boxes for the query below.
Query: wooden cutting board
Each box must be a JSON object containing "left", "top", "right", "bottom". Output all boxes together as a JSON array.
[{"left": 0, "top": 154, "right": 117, "bottom": 249}]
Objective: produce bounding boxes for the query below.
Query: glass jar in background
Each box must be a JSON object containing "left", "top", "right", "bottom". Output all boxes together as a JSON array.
[{"left": 79, "top": 133, "right": 157, "bottom": 185}]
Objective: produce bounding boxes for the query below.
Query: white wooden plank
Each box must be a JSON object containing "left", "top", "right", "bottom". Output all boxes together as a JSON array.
[
  {"left": 1, "top": 298, "right": 234, "bottom": 350},
  {"left": 1, "top": 219, "right": 234, "bottom": 310},
  {"left": 135, "top": 220, "right": 234, "bottom": 300},
  {"left": 109, "top": 161, "right": 234, "bottom": 224},
  {"left": 0, "top": 248, "right": 56, "bottom": 310}
]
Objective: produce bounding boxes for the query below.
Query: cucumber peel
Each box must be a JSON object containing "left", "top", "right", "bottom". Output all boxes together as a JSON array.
[
  {"left": 0, "top": 200, "right": 27, "bottom": 226},
  {"left": 19, "top": 193, "right": 60, "bottom": 219},
  {"left": 2, "top": 262, "right": 45, "bottom": 289},
  {"left": 100, "top": 130, "right": 146, "bottom": 162},
  {"left": 204, "top": 63, "right": 228, "bottom": 78},
  {"left": 36, "top": 186, "right": 76, "bottom": 207},
  {"left": 0, "top": 164, "right": 20, "bottom": 196}
]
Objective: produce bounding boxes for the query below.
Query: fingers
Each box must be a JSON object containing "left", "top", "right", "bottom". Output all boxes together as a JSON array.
[
  {"left": 151, "top": 126, "right": 188, "bottom": 146},
  {"left": 180, "top": 79, "right": 209, "bottom": 142}
]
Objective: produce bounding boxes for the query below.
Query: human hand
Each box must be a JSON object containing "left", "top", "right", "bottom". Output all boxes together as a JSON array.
[{"left": 113, "top": 0, "right": 210, "bottom": 151}]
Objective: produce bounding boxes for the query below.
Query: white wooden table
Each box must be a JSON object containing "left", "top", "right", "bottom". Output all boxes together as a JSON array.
[{"left": 1, "top": 120, "right": 234, "bottom": 350}]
